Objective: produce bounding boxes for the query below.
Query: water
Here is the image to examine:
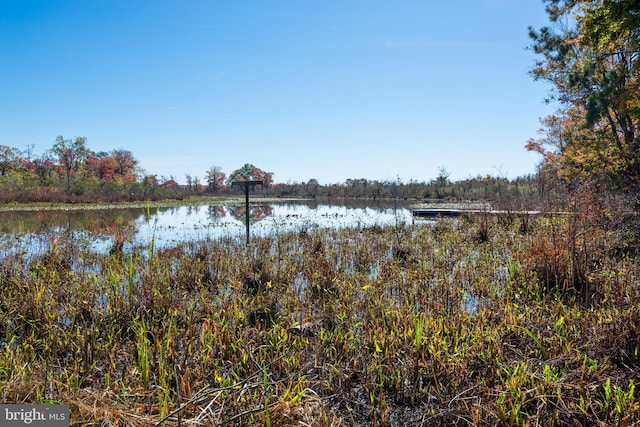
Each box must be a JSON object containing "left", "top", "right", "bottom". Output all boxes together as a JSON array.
[
  {"left": 0, "top": 200, "right": 414, "bottom": 257},
  {"left": 136, "top": 203, "right": 413, "bottom": 247}
]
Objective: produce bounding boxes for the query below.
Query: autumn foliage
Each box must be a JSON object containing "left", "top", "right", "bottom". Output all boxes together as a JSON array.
[
  {"left": 528, "top": 0, "right": 640, "bottom": 195},
  {"left": 0, "top": 136, "right": 146, "bottom": 202}
]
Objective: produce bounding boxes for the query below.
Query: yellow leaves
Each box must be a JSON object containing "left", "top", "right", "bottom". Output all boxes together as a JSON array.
[
  {"left": 34, "top": 284, "right": 46, "bottom": 305},
  {"left": 214, "top": 369, "right": 224, "bottom": 384}
]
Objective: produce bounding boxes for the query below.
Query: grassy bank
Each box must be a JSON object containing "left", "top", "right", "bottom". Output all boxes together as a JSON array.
[
  {"left": 0, "top": 212, "right": 638, "bottom": 425},
  {"left": 0, "top": 196, "right": 258, "bottom": 212}
]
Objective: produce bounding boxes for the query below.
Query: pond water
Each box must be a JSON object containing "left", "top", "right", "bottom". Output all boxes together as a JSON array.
[{"left": 0, "top": 200, "right": 415, "bottom": 257}]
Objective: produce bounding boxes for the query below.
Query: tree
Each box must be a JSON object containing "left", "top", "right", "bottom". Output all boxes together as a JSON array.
[
  {"left": 193, "top": 176, "right": 202, "bottom": 192},
  {"left": 227, "top": 163, "right": 273, "bottom": 188},
  {"left": 111, "top": 149, "right": 139, "bottom": 178},
  {"left": 228, "top": 163, "right": 257, "bottom": 182},
  {"left": 528, "top": 0, "right": 640, "bottom": 193},
  {"left": 51, "top": 136, "right": 93, "bottom": 192},
  {"left": 205, "top": 166, "right": 226, "bottom": 193},
  {"left": 307, "top": 178, "right": 319, "bottom": 198},
  {"left": 86, "top": 155, "right": 118, "bottom": 181},
  {"left": 23, "top": 143, "right": 35, "bottom": 161},
  {"left": 142, "top": 174, "right": 159, "bottom": 199},
  {"left": 434, "top": 166, "right": 450, "bottom": 199},
  {"left": 28, "top": 153, "right": 56, "bottom": 185},
  {"left": 0, "top": 145, "right": 22, "bottom": 176}
]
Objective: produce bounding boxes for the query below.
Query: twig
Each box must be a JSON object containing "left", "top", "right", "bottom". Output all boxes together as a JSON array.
[
  {"left": 216, "top": 401, "right": 280, "bottom": 426},
  {"left": 448, "top": 385, "right": 477, "bottom": 408},
  {"left": 154, "top": 351, "right": 291, "bottom": 426}
]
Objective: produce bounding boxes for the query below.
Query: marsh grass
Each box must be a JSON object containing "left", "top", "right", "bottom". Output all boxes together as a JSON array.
[{"left": 0, "top": 212, "right": 639, "bottom": 426}]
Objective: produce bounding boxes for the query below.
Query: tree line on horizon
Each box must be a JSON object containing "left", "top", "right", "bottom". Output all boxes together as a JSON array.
[{"left": 0, "top": 136, "right": 555, "bottom": 207}]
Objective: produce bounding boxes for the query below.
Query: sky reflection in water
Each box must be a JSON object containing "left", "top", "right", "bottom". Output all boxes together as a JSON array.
[{"left": 0, "top": 201, "right": 414, "bottom": 257}]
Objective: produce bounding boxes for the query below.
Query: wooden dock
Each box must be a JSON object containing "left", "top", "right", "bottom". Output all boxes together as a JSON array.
[{"left": 412, "top": 208, "right": 544, "bottom": 219}]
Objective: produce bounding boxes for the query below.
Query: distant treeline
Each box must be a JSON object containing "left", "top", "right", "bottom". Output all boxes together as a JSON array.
[
  {"left": 229, "top": 173, "right": 564, "bottom": 210},
  {"left": 0, "top": 137, "right": 564, "bottom": 208}
]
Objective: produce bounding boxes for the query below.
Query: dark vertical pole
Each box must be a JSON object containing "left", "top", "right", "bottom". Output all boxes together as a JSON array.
[
  {"left": 232, "top": 180, "right": 262, "bottom": 247},
  {"left": 244, "top": 184, "right": 250, "bottom": 246}
]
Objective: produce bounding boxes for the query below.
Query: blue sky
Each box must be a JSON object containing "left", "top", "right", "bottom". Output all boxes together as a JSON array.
[{"left": 1, "top": 1, "right": 554, "bottom": 185}]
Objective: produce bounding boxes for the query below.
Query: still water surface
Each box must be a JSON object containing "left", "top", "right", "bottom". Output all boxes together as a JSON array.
[{"left": 0, "top": 200, "right": 414, "bottom": 257}]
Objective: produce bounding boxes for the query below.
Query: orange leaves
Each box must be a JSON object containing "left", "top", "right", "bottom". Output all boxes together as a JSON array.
[{"left": 525, "top": 138, "right": 547, "bottom": 156}]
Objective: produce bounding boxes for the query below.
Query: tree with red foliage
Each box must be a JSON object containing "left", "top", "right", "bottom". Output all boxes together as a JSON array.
[
  {"left": 87, "top": 155, "right": 118, "bottom": 181},
  {"left": 227, "top": 163, "right": 273, "bottom": 188},
  {"left": 112, "top": 149, "right": 139, "bottom": 177},
  {"left": 205, "top": 166, "right": 226, "bottom": 193}
]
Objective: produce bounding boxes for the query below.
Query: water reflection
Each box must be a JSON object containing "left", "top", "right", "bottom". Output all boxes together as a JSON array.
[
  {"left": 0, "top": 207, "right": 147, "bottom": 235},
  {"left": 227, "top": 204, "right": 274, "bottom": 222},
  {"left": 207, "top": 205, "right": 226, "bottom": 219},
  {"left": 0, "top": 200, "right": 413, "bottom": 256}
]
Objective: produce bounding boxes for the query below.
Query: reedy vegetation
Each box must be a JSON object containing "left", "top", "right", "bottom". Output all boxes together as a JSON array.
[{"left": 0, "top": 200, "right": 639, "bottom": 426}]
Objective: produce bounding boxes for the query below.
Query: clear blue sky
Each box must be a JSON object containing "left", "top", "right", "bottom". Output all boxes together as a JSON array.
[{"left": 0, "top": 1, "right": 554, "bottom": 185}]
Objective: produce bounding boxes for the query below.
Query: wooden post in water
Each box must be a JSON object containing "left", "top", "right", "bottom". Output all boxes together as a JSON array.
[{"left": 231, "top": 180, "right": 263, "bottom": 246}]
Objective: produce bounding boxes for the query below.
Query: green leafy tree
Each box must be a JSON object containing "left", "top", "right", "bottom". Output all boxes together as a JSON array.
[
  {"left": 51, "top": 136, "right": 93, "bottom": 192},
  {"left": 0, "top": 145, "right": 22, "bottom": 176},
  {"left": 528, "top": 0, "right": 640, "bottom": 193}
]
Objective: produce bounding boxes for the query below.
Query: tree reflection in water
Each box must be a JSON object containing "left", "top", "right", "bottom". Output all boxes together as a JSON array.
[
  {"left": 0, "top": 201, "right": 413, "bottom": 258},
  {"left": 228, "top": 203, "right": 273, "bottom": 222},
  {"left": 207, "top": 205, "right": 226, "bottom": 219}
]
